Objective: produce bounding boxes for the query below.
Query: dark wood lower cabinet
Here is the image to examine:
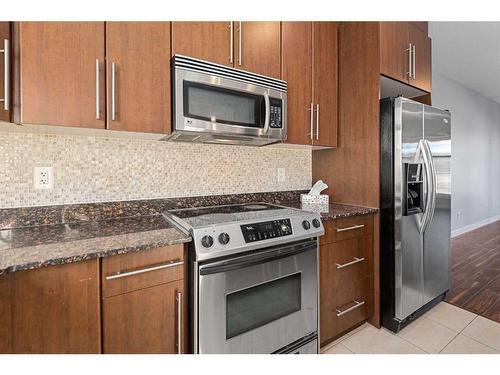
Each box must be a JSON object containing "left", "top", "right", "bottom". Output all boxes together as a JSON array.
[
  {"left": 0, "top": 260, "right": 100, "bottom": 353},
  {"left": 320, "top": 215, "right": 375, "bottom": 347},
  {"left": 102, "top": 280, "right": 186, "bottom": 354}
]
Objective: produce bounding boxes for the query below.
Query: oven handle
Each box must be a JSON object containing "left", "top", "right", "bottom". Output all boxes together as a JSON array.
[{"left": 199, "top": 239, "right": 317, "bottom": 276}]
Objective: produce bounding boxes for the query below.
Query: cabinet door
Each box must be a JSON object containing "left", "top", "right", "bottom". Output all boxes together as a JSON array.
[
  {"left": 106, "top": 22, "right": 171, "bottom": 133},
  {"left": 171, "top": 22, "right": 233, "bottom": 66},
  {"left": 18, "top": 22, "right": 105, "bottom": 128},
  {"left": 0, "top": 22, "right": 10, "bottom": 122},
  {"left": 282, "top": 22, "right": 313, "bottom": 145},
  {"left": 408, "top": 23, "right": 431, "bottom": 92},
  {"left": 0, "top": 260, "right": 100, "bottom": 353},
  {"left": 313, "top": 22, "right": 338, "bottom": 147},
  {"left": 235, "top": 21, "right": 281, "bottom": 78},
  {"left": 103, "top": 280, "right": 186, "bottom": 354},
  {"left": 379, "top": 22, "right": 409, "bottom": 83}
]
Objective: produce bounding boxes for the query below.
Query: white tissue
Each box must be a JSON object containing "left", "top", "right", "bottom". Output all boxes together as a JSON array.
[{"left": 308, "top": 180, "right": 328, "bottom": 196}]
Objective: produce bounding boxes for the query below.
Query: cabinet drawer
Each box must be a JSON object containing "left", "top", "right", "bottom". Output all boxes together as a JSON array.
[
  {"left": 320, "top": 214, "right": 374, "bottom": 245},
  {"left": 102, "top": 245, "right": 184, "bottom": 298},
  {"left": 334, "top": 275, "right": 373, "bottom": 336},
  {"left": 334, "top": 235, "right": 373, "bottom": 281}
]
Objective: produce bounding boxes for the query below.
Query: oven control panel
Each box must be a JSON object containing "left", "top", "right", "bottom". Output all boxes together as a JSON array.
[
  {"left": 269, "top": 98, "right": 283, "bottom": 129},
  {"left": 241, "top": 219, "right": 292, "bottom": 243}
]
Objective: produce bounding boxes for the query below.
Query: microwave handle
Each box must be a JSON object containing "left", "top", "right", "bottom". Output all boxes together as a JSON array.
[{"left": 263, "top": 92, "right": 270, "bottom": 133}]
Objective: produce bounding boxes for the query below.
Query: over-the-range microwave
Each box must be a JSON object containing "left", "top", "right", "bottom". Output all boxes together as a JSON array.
[{"left": 166, "top": 55, "right": 287, "bottom": 146}]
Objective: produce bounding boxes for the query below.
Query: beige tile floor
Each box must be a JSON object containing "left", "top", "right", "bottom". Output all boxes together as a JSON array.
[{"left": 321, "top": 302, "right": 500, "bottom": 354}]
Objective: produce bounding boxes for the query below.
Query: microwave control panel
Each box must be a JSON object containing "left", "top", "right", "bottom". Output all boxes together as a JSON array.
[
  {"left": 241, "top": 219, "right": 292, "bottom": 243},
  {"left": 269, "top": 98, "right": 283, "bottom": 128}
]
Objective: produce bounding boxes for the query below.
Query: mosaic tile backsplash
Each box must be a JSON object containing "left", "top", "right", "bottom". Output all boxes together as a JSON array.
[{"left": 0, "top": 131, "right": 312, "bottom": 208}]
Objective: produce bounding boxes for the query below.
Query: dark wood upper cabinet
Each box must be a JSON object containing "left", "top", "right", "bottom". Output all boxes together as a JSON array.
[
  {"left": 235, "top": 21, "right": 281, "bottom": 78},
  {"left": 282, "top": 22, "right": 338, "bottom": 147},
  {"left": 17, "top": 22, "right": 106, "bottom": 128},
  {"left": 281, "top": 22, "right": 313, "bottom": 145},
  {"left": 408, "top": 23, "right": 432, "bottom": 93},
  {"left": 106, "top": 22, "right": 171, "bottom": 133},
  {"left": 172, "top": 21, "right": 281, "bottom": 79},
  {"left": 0, "top": 260, "right": 100, "bottom": 353},
  {"left": 171, "top": 22, "right": 233, "bottom": 67},
  {"left": 313, "top": 22, "right": 338, "bottom": 147},
  {"left": 379, "top": 22, "right": 431, "bottom": 93},
  {"left": 0, "top": 22, "right": 10, "bottom": 122},
  {"left": 379, "top": 22, "right": 409, "bottom": 83}
]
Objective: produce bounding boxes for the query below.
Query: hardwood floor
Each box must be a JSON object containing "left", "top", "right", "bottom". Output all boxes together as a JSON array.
[{"left": 445, "top": 220, "right": 500, "bottom": 323}]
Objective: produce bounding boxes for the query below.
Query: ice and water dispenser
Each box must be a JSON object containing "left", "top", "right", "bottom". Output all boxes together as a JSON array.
[{"left": 403, "top": 163, "right": 424, "bottom": 216}]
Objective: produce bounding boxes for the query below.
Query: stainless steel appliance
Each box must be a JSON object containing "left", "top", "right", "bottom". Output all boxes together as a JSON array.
[
  {"left": 167, "top": 55, "right": 287, "bottom": 146},
  {"left": 164, "top": 203, "right": 324, "bottom": 354},
  {"left": 380, "top": 97, "right": 452, "bottom": 332}
]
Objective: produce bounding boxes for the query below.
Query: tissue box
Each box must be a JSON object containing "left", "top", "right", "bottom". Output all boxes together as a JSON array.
[{"left": 300, "top": 194, "right": 329, "bottom": 213}]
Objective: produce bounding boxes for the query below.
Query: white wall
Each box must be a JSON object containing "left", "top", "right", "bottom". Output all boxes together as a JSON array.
[{"left": 431, "top": 73, "right": 500, "bottom": 231}]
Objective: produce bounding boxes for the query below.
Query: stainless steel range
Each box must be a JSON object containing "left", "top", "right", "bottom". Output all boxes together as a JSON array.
[{"left": 164, "top": 203, "right": 324, "bottom": 354}]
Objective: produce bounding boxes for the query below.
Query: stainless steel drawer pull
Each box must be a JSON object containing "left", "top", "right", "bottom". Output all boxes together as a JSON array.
[
  {"left": 336, "top": 257, "right": 365, "bottom": 269},
  {"left": 176, "top": 291, "right": 182, "bottom": 354},
  {"left": 336, "top": 300, "right": 365, "bottom": 317},
  {"left": 95, "top": 59, "right": 100, "bottom": 119},
  {"left": 229, "top": 21, "right": 234, "bottom": 64},
  {"left": 308, "top": 103, "right": 314, "bottom": 140},
  {"left": 406, "top": 43, "right": 412, "bottom": 78},
  {"left": 0, "top": 39, "right": 9, "bottom": 111},
  {"left": 336, "top": 224, "right": 365, "bottom": 232},
  {"left": 111, "top": 61, "right": 116, "bottom": 121},
  {"left": 315, "top": 104, "right": 320, "bottom": 140},
  {"left": 105, "top": 259, "right": 184, "bottom": 280},
  {"left": 237, "top": 21, "right": 242, "bottom": 66}
]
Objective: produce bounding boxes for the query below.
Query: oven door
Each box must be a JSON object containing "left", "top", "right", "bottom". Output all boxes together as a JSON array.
[
  {"left": 174, "top": 68, "right": 286, "bottom": 140},
  {"left": 197, "top": 239, "right": 318, "bottom": 354}
]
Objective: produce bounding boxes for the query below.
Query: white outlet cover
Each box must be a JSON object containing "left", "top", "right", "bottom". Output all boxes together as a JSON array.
[{"left": 34, "top": 166, "right": 54, "bottom": 190}]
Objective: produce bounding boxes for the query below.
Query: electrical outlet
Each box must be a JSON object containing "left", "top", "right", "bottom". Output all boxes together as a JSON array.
[
  {"left": 34, "top": 167, "right": 54, "bottom": 190},
  {"left": 277, "top": 168, "right": 286, "bottom": 183},
  {"left": 456, "top": 211, "right": 462, "bottom": 221}
]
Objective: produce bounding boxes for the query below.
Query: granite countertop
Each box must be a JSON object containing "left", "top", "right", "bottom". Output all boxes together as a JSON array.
[
  {"left": 285, "top": 201, "right": 378, "bottom": 221},
  {"left": 0, "top": 191, "right": 377, "bottom": 275},
  {"left": 0, "top": 215, "right": 191, "bottom": 275}
]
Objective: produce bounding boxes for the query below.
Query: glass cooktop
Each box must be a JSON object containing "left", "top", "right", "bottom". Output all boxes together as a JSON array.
[{"left": 166, "top": 203, "right": 300, "bottom": 229}]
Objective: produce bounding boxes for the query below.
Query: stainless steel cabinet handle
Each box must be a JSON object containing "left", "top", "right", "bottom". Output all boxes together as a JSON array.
[
  {"left": 176, "top": 291, "right": 182, "bottom": 354},
  {"left": 309, "top": 103, "right": 314, "bottom": 140},
  {"left": 336, "top": 300, "right": 365, "bottom": 317},
  {"left": 105, "top": 259, "right": 184, "bottom": 280},
  {"left": 111, "top": 62, "right": 116, "bottom": 121},
  {"left": 229, "top": 22, "right": 234, "bottom": 64},
  {"left": 95, "top": 59, "right": 100, "bottom": 119},
  {"left": 315, "top": 104, "right": 320, "bottom": 140},
  {"left": 336, "top": 257, "right": 365, "bottom": 269},
  {"left": 406, "top": 43, "right": 412, "bottom": 79},
  {"left": 0, "top": 39, "right": 9, "bottom": 111},
  {"left": 237, "top": 21, "right": 242, "bottom": 66},
  {"left": 336, "top": 224, "right": 365, "bottom": 232},
  {"left": 412, "top": 44, "right": 416, "bottom": 79}
]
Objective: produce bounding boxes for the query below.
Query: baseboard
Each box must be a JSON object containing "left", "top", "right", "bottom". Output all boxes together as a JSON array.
[{"left": 452, "top": 215, "right": 500, "bottom": 238}]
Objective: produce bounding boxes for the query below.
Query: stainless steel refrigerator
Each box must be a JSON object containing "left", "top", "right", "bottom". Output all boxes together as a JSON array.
[{"left": 380, "top": 97, "right": 451, "bottom": 333}]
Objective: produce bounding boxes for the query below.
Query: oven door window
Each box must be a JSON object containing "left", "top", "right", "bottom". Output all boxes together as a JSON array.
[
  {"left": 226, "top": 273, "right": 301, "bottom": 339},
  {"left": 183, "top": 81, "right": 265, "bottom": 128}
]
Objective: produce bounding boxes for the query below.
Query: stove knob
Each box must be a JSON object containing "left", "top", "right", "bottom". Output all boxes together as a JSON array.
[
  {"left": 218, "top": 232, "right": 230, "bottom": 245},
  {"left": 201, "top": 235, "right": 214, "bottom": 248},
  {"left": 281, "top": 224, "right": 289, "bottom": 232},
  {"left": 312, "top": 218, "right": 321, "bottom": 228},
  {"left": 302, "top": 220, "right": 311, "bottom": 230}
]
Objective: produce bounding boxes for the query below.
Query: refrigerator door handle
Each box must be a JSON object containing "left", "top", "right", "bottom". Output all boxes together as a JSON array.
[
  {"left": 414, "top": 139, "right": 432, "bottom": 234},
  {"left": 422, "top": 140, "right": 437, "bottom": 233}
]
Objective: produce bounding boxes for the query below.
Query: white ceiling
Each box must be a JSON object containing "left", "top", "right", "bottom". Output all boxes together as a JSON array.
[{"left": 429, "top": 22, "right": 500, "bottom": 104}]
